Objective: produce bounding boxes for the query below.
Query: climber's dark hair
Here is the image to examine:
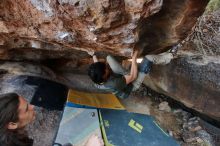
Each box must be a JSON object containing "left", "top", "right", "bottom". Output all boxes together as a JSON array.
[
  {"left": 88, "top": 62, "right": 107, "bottom": 84},
  {"left": 0, "top": 93, "right": 33, "bottom": 146}
]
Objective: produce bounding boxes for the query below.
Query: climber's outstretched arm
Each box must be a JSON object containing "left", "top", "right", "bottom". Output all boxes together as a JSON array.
[{"left": 87, "top": 50, "right": 98, "bottom": 63}]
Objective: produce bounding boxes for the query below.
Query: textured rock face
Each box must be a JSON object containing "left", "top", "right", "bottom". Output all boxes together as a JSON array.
[
  {"left": 0, "top": 0, "right": 163, "bottom": 59},
  {"left": 139, "top": 0, "right": 209, "bottom": 54},
  {"left": 1, "top": 0, "right": 218, "bottom": 124},
  {"left": 0, "top": 0, "right": 208, "bottom": 62},
  {"left": 145, "top": 7, "right": 220, "bottom": 123},
  {"left": 143, "top": 52, "right": 220, "bottom": 122}
]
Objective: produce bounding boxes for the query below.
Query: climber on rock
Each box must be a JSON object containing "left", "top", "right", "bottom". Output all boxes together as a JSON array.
[{"left": 87, "top": 44, "right": 176, "bottom": 99}]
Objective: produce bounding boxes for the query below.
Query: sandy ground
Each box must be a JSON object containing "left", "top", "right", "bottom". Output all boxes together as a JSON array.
[
  {"left": 26, "top": 107, "right": 62, "bottom": 146},
  {"left": 121, "top": 86, "right": 183, "bottom": 141}
]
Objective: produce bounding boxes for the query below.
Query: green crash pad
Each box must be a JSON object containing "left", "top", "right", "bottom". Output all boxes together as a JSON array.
[
  {"left": 99, "top": 109, "right": 180, "bottom": 146},
  {"left": 54, "top": 107, "right": 101, "bottom": 146}
]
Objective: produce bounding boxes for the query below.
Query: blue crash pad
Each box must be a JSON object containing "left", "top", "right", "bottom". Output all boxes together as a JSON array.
[
  {"left": 99, "top": 109, "right": 180, "bottom": 146},
  {"left": 66, "top": 101, "right": 96, "bottom": 109},
  {"left": 54, "top": 107, "right": 102, "bottom": 146}
]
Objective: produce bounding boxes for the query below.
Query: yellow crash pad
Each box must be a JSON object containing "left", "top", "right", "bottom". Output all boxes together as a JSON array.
[{"left": 67, "top": 89, "right": 125, "bottom": 110}]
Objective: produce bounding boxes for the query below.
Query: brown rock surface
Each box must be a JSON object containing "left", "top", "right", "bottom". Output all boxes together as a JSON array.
[
  {"left": 142, "top": 8, "right": 220, "bottom": 123},
  {"left": 1, "top": 0, "right": 219, "bottom": 128},
  {"left": 0, "top": 0, "right": 208, "bottom": 62},
  {"left": 0, "top": 0, "right": 163, "bottom": 59},
  {"left": 143, "top": 52, "right": 220, "bottom": 122}
]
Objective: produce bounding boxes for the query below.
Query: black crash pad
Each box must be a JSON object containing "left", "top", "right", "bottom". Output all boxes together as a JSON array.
[{"left": 23, "top": 76, "right": 68, "bottom": 110}]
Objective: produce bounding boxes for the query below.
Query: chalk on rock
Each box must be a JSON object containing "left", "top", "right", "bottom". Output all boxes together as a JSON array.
[{"left": 159, "top": 101, "right": 171, "bottom": 112}]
